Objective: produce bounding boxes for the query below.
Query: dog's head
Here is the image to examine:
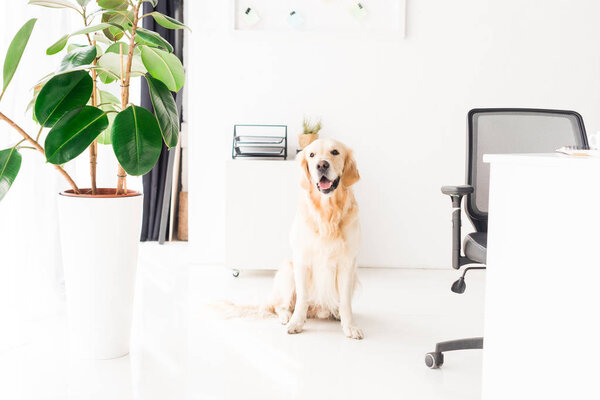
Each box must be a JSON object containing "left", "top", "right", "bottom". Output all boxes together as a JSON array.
[{"left": 299, "top": 138, "right": 360, "bottom": 195}]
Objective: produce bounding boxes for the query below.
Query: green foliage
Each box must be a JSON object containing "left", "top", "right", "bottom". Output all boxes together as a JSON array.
[
  {"left": 97, "top": 0, "right": 127, "bottom": 8},
  {"left": 135, "top": 27, "right": 174, "bottom": 53},
  {"left": 1, "top": 0, "right": 189, "bottom": 195},
  {"left": 35, "top": 71, "right": 93, "bottom": 127},
  {"left": 46, "top": 35, "right": 70, "bottom": 56},
  {"left": 45, "top": 106, "right": 109, "bottom": 164},
  {"left": 46, "top": 23, "right": 124, "bottom": 55},
  {"left": 111, "top": 105, "right": 162, "bottom": 176},
  {"left": 145, "top": 75, "right": 179, "bottom": 148},
  {"left": 140, "top": 46, "right": 184, "bottom": 92},
  {"left": 102, "top": 4, "right": 133, "bottom": 42},
  {"left": 0, "top": 148, "right": 22, "bottom": 202},
  {"left": 28, "top": 0, "right": 80, "bottom": 12},
  {"left": 2, "top": 19, "right": 37, "bottom": 95},
  {"left": 150, "top": 12, "right": 190, "bottom": 31},
  {"left": 96, "top": 90, "right": 121, "bottom": 145},
  {"left": 57, "top": 45, "right": 97, "bottom": 73},
  {"left": 97, "top": 52, "right": 146, "bottom": 79},
  {"left": 303, "top": 118, "right": 322, "bottom": 135}
]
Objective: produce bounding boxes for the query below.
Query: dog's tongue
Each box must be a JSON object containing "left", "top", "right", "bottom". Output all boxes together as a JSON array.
[{"left": 319, "top": 178, "right": 332, "bottom": 190}]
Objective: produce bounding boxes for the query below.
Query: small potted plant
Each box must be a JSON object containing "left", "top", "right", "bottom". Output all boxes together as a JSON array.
[
  {"left": 0, "top": 0, "right": 188, "bottom": 359},
  {"left": 298, "top": 117, "right": 322, "bottom": 149}
]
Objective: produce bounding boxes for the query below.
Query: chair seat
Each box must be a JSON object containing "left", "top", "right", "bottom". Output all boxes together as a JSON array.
[{"left": 463, "top": 232, "right": 487, "bottom": 264}]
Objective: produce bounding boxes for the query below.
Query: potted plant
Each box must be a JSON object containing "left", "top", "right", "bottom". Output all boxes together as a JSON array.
[
  {"left": 0, "top": 0, "right": 188, "bottom": 359},
  {"left": 298, "top": 117, "right": 321, "bottom": 149}
]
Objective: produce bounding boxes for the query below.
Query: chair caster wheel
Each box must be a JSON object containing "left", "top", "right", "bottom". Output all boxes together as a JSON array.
[
  {"left": 232, "top": 269, "right": 240, "bottom": 278},
  {"left": 425, "top": 352, "right": 444, "bottom": 369}
]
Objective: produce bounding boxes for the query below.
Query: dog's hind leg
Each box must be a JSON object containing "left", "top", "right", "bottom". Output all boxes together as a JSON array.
[{"left": 271, "top": 261, "right": 295, "bottom": 325}]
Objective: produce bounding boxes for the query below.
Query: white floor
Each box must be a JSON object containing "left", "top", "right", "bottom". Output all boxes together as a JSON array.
[{"left": 0, "top": 244, "right": 485, "bottom": 400}]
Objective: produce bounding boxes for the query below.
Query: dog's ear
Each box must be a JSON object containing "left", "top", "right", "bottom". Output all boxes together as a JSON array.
[
  {"left": 342, "top": 150, "right": 360, "bottom": 187},
  {"left": 298, "top": 150, "right": 312, "bottom": 191}
]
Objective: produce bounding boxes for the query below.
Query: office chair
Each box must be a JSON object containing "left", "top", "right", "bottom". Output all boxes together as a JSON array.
[{"left": 424, "top": 108, "right": 588, "bottom": 369}]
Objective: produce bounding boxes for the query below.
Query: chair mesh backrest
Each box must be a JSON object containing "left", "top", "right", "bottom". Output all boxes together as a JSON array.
[{"left": 467, "top": 109, "right": 587, "bottom": 232}]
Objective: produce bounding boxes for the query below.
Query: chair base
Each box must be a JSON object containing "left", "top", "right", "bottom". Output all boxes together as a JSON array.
[{"left": 425, "top": 337, "right": 483, "bottom": 369}]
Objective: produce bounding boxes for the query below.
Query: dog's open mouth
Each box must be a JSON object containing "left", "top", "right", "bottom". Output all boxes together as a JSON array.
[{"left": 317, "top": 176, "right": 340, "bottom": 194}]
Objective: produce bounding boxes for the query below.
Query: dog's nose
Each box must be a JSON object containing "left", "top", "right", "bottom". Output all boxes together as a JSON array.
[{"left": 317, "top": 160, "right": 330, "bottom": 172}]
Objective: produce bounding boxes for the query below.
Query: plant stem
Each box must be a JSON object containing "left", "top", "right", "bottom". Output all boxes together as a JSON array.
[
  {"left": 116, "top": 1, "right": 142, "bottom": 195},
  {"left": 35, "top": 125, "right": 44, "bottom": 142},
  {"left": 0, "top": 111, "right": 80, "bottom": 194},
  {"left": 89, "top": 39, "right": 99, "bottom": 195}
]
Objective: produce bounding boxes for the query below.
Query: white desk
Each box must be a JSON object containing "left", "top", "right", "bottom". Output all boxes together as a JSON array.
[{"left": 482, "top": 154, "right": 600, "bottom": 399}]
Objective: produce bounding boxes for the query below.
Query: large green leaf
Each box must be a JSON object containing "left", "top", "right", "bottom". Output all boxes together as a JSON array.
[
  {"left": 150, "top": 12, "right": 190, "bottom": 31},
  {"left": 73, "top": 22, "right": 124, "bottom": 36},
  {"left": 135, "top": 27, "right": 174, "bottom": 53},
  {"left": 97, "top": 0, "right": 127, "bottom": 8},
  {"left": 35, "top": 70, "right": 93, "bottom": 127},
  {"left": 2, "top": 19, "right": 37, "bottom": 94},
  {"left": 28, "top": 0, "right": 80, "bottom": 11},
  {"left": 0, "top": 148, "right": 22, "bottom": 202},
  {"left": 145, "top": 75, "right": 179, "bottom": 148},
  {"left": 46, "top": 35, "right": 69, "bottom": 55},
  {"left": 68, "top": 43, "right": 103, "bottom": 57},
  {"left": 105, "top": 41, "right": 139, "bottom": 56},
  {"left": 98, "top": 42, "right": 129, "bottom": 84},
  {"left": 140, "top": 46, "right": 184, "bottom": 92},
  {"left": 46, "top": 23, "right": 123, "bottom": 55},
  {"left": 45, "top": 106, "right": 108, "bottom": 164},
  {"left": 57, "top": 45, "right": 97, "bottom": 73},
  {"left": 111, "top": 105, "right": 162, "bottom": 176},
  {"left": 97, "top": 52, "right": 146, "bottom": 79},
  {"left": 102, "top": 4, "right": 132, "bottom": 41}
]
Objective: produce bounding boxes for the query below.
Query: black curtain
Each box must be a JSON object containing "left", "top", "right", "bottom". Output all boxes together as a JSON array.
[{"left": 140, "top": 0, "right": 184, "bottom": 242}]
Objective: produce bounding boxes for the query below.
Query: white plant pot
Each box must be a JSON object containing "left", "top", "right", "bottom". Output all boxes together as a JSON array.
[{"left": 57, "top": 189, "right": 143, "bottom": 359}]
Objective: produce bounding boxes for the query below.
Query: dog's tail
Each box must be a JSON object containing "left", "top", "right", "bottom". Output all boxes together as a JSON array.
[{"left": 209, "top": 300, "right": 276, "bottom": 319}]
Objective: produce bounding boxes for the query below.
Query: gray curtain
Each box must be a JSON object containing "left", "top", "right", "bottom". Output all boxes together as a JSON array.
[{"left": 140, "top": 0, "right": 184, "bottom": 242}]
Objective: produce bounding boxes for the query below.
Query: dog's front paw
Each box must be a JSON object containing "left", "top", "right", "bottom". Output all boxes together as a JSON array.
[
  {"left": 286, "top": 319, "right": 304, "bottom": 334},
  {"left": 343, "top": 325, "right": 364, "bottom": 340},
  {"left": 277, "top": 309, "right": 291, "bottom": 325}
]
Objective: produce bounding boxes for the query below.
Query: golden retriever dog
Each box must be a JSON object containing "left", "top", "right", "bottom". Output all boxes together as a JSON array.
[
  {"left": 269, "top": 138, "right": 363, "bottom": 339},
  {"left": 216, "top": 138, "right": 362, "bottom": 339}
]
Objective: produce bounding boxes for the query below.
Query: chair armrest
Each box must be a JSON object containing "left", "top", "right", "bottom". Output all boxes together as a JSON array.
[
  {"left": 441, "top": 185, "right": 473, "bottom": 269},
  {"left": 441, "top": 185, "right": 474, "bottom": 197}
]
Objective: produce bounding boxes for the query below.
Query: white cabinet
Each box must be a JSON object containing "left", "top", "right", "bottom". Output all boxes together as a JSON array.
[{"left": 225, "top": 160, "right": 299, "bottom": 270}]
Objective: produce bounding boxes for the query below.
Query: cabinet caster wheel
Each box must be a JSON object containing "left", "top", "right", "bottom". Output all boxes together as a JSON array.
[
  {"left": 232, "top": 269, "right": 240, "bottom": 278},
  {"left": 425, "top": 352, "right": 444, "bottom": 369}
]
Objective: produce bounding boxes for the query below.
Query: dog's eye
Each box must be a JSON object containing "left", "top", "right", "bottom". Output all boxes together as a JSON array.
[
  {"left": 309, "top": 153, "right": 315, "bottom": 158},
  {"left": 331, "top": 149, "right": 339, "bottom": 155}
]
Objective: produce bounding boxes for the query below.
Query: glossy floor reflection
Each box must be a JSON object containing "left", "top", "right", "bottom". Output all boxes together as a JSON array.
[
  {"left": 0, "top": 243, "right": 188, "bottom": 400},
  {"left": 189, "top": 266, "right": 485, "bottom": 400},
  {"left": 0, "top": 243, "right": 485, "bottom": 399}
]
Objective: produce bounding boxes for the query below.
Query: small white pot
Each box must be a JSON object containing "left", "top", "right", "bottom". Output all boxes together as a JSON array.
[{"left": 57, "top": 189, "right": 143, "bottom": 359}]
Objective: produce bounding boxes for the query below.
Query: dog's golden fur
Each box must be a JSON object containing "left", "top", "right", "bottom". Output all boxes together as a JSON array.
[
  {"left": 217, "top": 138, "right": 363, "bottom": 339},
  {"left": 270, "top": 138, "right": 363, "bottom": 339}
]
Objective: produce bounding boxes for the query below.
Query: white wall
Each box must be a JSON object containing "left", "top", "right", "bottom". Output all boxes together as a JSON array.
[{"left": 186, "top": 0, "right": 600, "bottom": 268}]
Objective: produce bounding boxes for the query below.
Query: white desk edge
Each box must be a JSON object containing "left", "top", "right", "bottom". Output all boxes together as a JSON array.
[{"left": 483, "top": 153, "right": 600, "bottom": 166}]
